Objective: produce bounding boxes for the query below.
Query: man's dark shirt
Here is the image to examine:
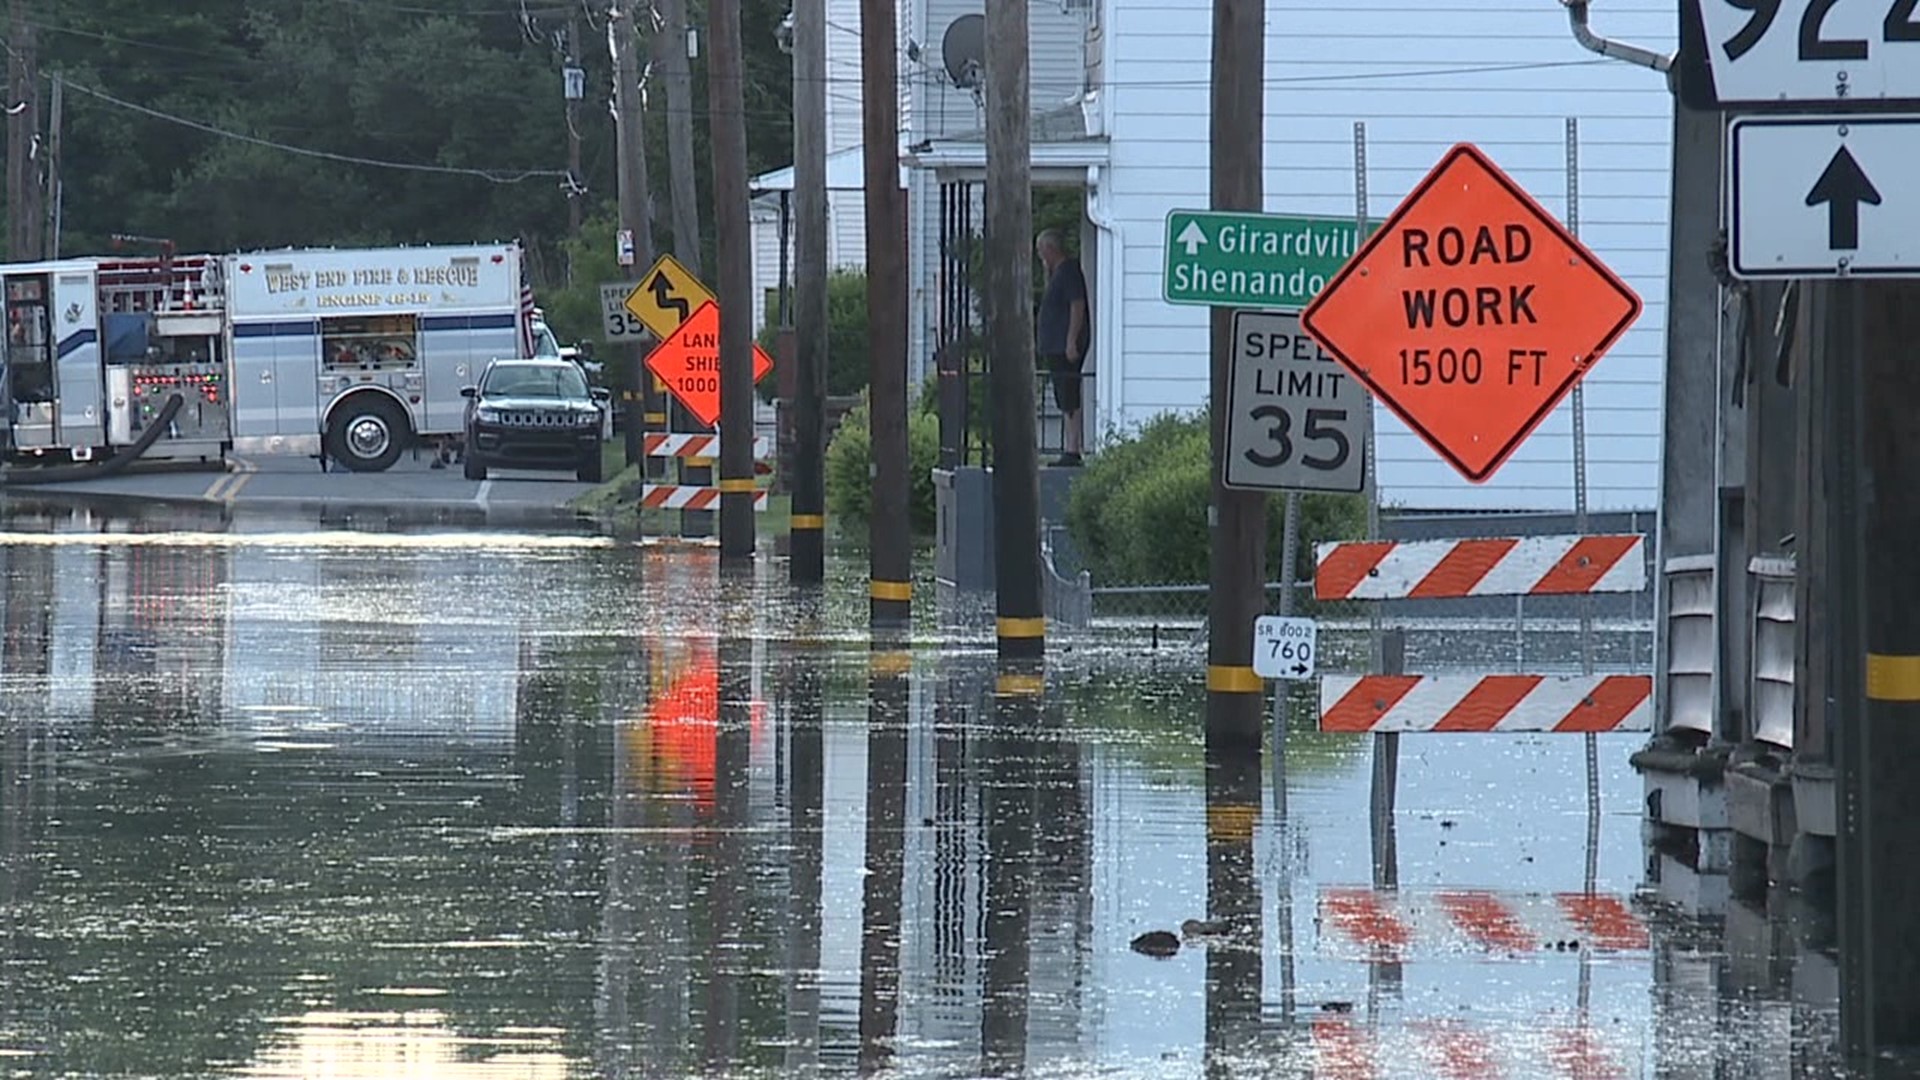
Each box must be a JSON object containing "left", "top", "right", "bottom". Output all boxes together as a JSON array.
[{"left": 1038, "top": 257, "right": 1090, "bottom": 358}]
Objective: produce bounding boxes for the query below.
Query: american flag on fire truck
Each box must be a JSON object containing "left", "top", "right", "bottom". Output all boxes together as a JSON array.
[{"left": 519, "top": 281, "right": 537, "bottom": 358}]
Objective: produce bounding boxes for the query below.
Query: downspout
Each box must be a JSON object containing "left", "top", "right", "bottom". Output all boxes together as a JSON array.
[
  {"left": 1084, "top": 164, "right": 1119, "bottom": 444},
  {"left": 1560, "top": 0, "right": 1674, "bottom": 74}
]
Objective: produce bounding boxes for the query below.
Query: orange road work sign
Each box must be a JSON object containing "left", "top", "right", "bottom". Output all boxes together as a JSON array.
[
  {"left": 645, "top": 300, "right": 773, "bottom": 428},
  {"left": 1299, "top": 143, "right": 1642, "bottom": 483}
]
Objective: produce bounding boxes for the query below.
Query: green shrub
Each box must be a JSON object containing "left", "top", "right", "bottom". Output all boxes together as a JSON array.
[
  {"left": 757, "top": 268, "right": 872, "bottom": 401},
  {"left": 825, "top": 390, "right": 939, "bottom": 535},
  {"left": 1066, "top": 411, "right": 1368, "bottom": 597}
]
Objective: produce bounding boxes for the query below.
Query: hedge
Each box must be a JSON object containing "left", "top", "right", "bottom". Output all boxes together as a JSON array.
[{"left": 1065, "top": 411, "right": 1367, "bottom": 592}]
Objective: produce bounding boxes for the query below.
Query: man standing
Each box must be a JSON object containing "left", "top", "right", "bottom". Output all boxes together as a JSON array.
[{"left": 1034, "top": 228, "right": 1090, "bottom": 466}]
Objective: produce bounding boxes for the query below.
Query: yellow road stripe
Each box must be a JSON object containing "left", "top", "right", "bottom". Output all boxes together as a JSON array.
[
  {"left": 1867, "top": 653, "right": 1920, "bottom": 702},
  {"left": 997, "top": 616, "right": 1045, "bottom": 639},
  {"left": 1207, "top": 802, "right": 1258, "bottom": 842},
  {"left": 995, "top": 672, "right": 1044, "bottom": 696},
  {"left": 1206, "top": 665, "right": 1264, "bottom": 693},
  {"left": 790, "top": 514, "right": 825, "bottom": 529},
  {"left": 221, "top": 472, "right": 254, "bottom": 503},
  {"left": 717, "top": 478, "right": 756, "bottom": 493},
  {"left": 869, "top": 649, "right": 912, "bottom": 677},
  {"left": 870, "top": 580, "right": 912, "bottom": 602}
]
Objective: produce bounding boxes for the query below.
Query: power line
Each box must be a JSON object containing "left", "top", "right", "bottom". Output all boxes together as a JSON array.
[{"left": 62, "top": 79, "right": 574, "bottom": 183}]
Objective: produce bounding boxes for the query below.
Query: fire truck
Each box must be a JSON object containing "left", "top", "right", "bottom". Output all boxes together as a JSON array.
[{"left": 0, "top": 242, "right": 556, "bottom": 472}]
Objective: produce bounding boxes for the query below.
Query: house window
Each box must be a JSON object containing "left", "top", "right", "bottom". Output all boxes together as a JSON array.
[{"left": 322, "top": 314, "right": 419, "bottom": 371}]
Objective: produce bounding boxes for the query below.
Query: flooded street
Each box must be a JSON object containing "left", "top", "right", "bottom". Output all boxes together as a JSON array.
[{"left": 0, "top": 499, "right": 1842, "bottom": 1077}]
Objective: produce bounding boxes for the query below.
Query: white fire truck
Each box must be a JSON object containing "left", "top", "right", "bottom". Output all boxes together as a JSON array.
[{"left": 0, "top": 242, "right": 556, "bottom": 472}]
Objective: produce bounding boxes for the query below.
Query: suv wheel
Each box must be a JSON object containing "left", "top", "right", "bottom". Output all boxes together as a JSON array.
[
  {"left": 464, "top": 453, "right": 488, "bottom": 481},
  {"left": 576, "top": 450, "right": 603, "bottom": 484}
]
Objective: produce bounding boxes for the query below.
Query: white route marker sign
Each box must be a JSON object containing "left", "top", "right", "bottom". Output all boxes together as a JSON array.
[
  {"left": 1253, "top": 616, "right": 1318, "bottom": 681},
  {"left": 1728, "top": 114, "right": 1920, "bottom": 278},
  {"left": 1693, "top": 0, "right": 1920, "bottom": 106}
]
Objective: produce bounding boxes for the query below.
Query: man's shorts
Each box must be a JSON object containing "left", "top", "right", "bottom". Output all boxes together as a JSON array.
[{"left": 1044, "top": 352, "right": 1085, "bottom": 414}]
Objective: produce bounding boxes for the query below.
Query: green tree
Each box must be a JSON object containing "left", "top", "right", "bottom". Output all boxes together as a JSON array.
[
  {"left": 825, "top": 388, "right": 940, "bottom": 535},
  {"left": 21, "top": 0, "right": 796, "bottom": 293},
  {"left": 756, "top": 268, "right": 872, "bottom": 399}
]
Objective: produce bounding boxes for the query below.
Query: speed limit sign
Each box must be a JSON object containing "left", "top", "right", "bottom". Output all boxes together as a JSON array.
[
  {"left": 599, "top": 281, "right": 649, "bottom": 343},
  {"left": 1224, "top": 310, "right": 1369, "bottom": 493}
]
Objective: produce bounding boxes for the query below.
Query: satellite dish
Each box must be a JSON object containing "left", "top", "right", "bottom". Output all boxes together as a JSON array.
[{"left": 941, "top": 14, "right": 984, "bottom": 90}]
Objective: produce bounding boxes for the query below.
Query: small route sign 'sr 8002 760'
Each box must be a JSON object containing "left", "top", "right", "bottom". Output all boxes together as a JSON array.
[
  {"left": 1253, "top": 616, "right": 1318, "bottom": 681},
  {"left": 1224, "top": 310, "right": 1369, "bottom": 493}
]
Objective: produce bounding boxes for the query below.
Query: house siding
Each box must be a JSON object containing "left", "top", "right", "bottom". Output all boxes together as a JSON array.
[
  {"left": 749, "top": 200, "right": 783, "bottom": 333},
  {"left": 827, "top": 0, "right": 870, "bottom": 270},
  {"left": 1097, "top": 0, "right": 1675, "bottom": 512},
  {"left": 903, "top": 0, "right": 1093, "bottom": 391}
]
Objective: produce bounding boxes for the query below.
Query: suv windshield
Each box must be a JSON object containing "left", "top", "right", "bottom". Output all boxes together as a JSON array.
[{"left": 483, "top": 363, "right": 588, "bottom": 399}]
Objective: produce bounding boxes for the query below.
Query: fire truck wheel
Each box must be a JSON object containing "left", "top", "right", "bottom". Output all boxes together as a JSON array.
[{"left": 326, "top": 395, "right": 410, "bottom": 473}]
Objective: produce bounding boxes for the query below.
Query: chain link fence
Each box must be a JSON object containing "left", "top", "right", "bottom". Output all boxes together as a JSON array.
[{"left": 1044, "top": 513, "right": 1657, "bottom": 674}]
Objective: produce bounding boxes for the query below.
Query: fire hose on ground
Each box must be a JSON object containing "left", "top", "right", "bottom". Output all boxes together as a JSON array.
[{"left": 0, "top": 393, "right": 187, "bottom": 486}]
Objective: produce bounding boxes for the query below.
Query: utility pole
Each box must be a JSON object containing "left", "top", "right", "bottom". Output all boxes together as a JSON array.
[
  {"left": 860, "top": 0, "right": 910, "bottom": 630},
  {"left": 661, "top": 2, "right": 713, "bottom": 539},
  {"left": 566, "top": 18, "right": 585, "bottom": 245},
  {"left": 708, "top": 0, "right": 753, "bottom": 559},
  {"left": 6, "top": 0, "right": 40, "bottom": 261},
  {"left": 1833, "top": 278, "right": 1920, "bottom": 1066},
  {"left": 789, "top": 0, "right": 829, "bottom": 584},
  {"left": 611, "top": 1, "right": 658, "bottom": 475},
  {"left": 42, "top": 72, "right": 58, "bottom": 260},
  {"left": 1204, "top": 0, "right": 1266, "bottom": 755},
  {"left": 659, "top": 0, "right": 703, "bottom": 278},
  {"left": 983, "top": 0, "right": 1041, "bottom": 659}
]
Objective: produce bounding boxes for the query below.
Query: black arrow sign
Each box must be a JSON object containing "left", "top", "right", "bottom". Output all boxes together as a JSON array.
[
  {"left": 1292, "top": 662, "right": 1308, "bottom": 676},
  {"left": 648, "top": 270, "right": 690, "bottom": 322},
  {"left": 1805, "top": 146, "right": 1881, "bottom": 252}
]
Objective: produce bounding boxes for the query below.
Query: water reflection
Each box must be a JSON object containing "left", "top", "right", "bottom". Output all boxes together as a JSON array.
[
  {"left": 783, "top": 616, "right": 826, "bottom": 1076},
  {"left": 857, "top": 645, "right": 908, "bottom": 1073},
  {"left": 1203, "top": 748, "right": 1262, "bottom": 1074},
  {"left": 979, "top": 669, "right": 1037, "bottom": 1076},
  {"left": 0, "top": 501, "right": 1862, "bottom": 1076}
]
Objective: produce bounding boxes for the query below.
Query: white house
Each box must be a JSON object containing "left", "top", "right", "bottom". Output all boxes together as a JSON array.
[
  {"left": 750, "top": 0, "right": 1090, "bottom": 385},
  {"left": 761, "top": 0, "right": 1677, "bottom": 513},
  {"left": 747, "top": 0, "right": 910, "bottom": 332}
]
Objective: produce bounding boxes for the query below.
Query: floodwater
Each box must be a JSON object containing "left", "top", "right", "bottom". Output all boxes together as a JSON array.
[{"left": 0, "top": 497, "right": 1844, "bottom": 1078}]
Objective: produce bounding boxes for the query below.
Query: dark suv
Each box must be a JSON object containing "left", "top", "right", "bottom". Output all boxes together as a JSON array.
[{"left": 461, "top": 358, "right": 609, "bottom": 483}]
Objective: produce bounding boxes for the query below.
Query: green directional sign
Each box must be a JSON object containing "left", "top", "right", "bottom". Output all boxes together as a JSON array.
[{"left": 1163, "top": 210, "right": 1381, "bottom": 311}]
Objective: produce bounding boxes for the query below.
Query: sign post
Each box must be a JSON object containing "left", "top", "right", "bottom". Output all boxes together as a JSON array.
[
  {"left": 1299, "top": 143, "right": 1642, "bottom": 485},
  {"left": 625, "top": 253, "right": 723, "bottom": 536},
  {"left": 1223, "top": 310, "right": 1368, "bottom": 493}
]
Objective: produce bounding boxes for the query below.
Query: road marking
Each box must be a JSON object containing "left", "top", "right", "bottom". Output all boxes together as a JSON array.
[
  {"left": 220, "top": 471, "right": 253, "bottom": 504},
  {"left": 202, "top": 457, "right": 258, "bottom": 502},
  {"left": 474, "top": 479, "right": 493, "bottom": 509}
]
